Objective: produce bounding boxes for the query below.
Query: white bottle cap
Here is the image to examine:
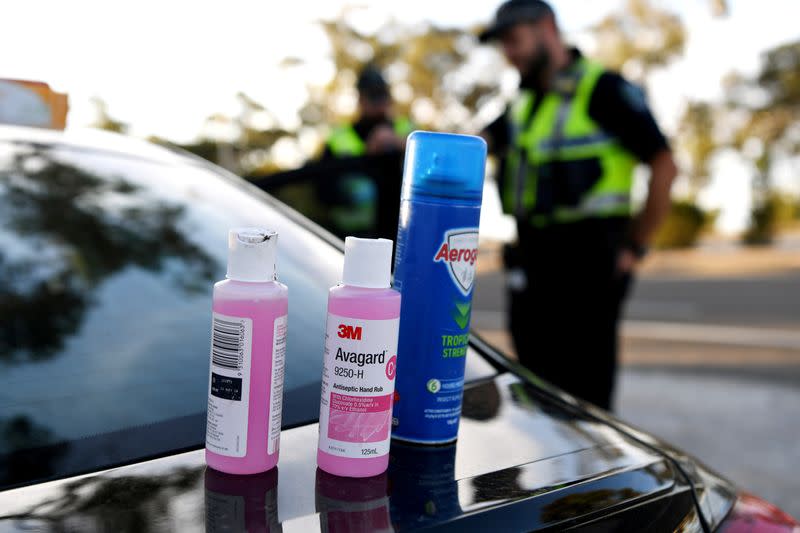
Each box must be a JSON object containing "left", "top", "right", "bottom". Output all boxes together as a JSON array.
[
  {"left": 226, "top": 228, "right": 278, "bottom": 282},
  {"left": 342, "top": 237, "right": 393, "bottom": 288}
]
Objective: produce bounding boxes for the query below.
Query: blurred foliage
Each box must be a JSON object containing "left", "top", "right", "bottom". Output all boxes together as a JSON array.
[
  {"left": 743, "top": 192, "right": 800, "bottom": 245},
  {"left": 676, "top": 102, "right": 717, "bottom": 197},
  {"left": 678, "top": 39, "right": 800, "bottom": 244},
  {"left": 652, "top": 200, "right": 717, "bottom": 249},
  {"left": 309, "top": 15, "right": 503, "bottom": 131},
  {"left": 727, "top": 41, "right": 800, "bottom": 161},
  {"left": 590, "top": 0, "right": 686, "bottom": 84},
  {"left": 166, "top": 139, "right": 219, "bottom": 163},
  {"left": 164, "top": 11, "right": 504, "bottom": 177},
  {"left": 710, "top": 0, "right": 729, "bottom": 17},
  {"left": 91, "top": 0, "right": 800, "bottom": 250},
  {"left": 89, "top": 97, "right": 127, "bottom": 134}
]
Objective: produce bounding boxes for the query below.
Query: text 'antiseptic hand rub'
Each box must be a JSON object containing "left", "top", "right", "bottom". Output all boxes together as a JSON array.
[
  {"left": 392, "top": 131, "right": 487, "bottom": 444},
  {"left": 206, "top": 228, "right": 288, "bottom": 475},
  {"left": 317, "top": 237, "right": 401, "bottom": 478}
]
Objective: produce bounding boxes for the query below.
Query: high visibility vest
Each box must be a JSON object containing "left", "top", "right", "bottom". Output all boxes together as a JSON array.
[
  {"left": 327, "top": 117, "right": 414, "bottom": 156},
  {"left": 503, "top": 59, "right": 637, "bottom": 226},
  {"left": 323, "top": 117, "right": 413, "bottom": 235}
]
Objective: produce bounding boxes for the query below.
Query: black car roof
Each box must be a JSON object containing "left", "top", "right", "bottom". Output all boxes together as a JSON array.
[{"left": 0, "top": 125, "right": 193, "bottom": 166}]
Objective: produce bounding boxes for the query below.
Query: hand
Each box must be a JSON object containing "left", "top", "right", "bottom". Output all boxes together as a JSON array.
[
  {"left": 365, "top": 125, "right": 401, "bottom": 154},
  {"left": 616, "top": 248, "right": 640, "bottom": 276}
]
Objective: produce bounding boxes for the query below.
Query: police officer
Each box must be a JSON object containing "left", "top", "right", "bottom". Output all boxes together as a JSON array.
[
  {"left": 321, "top": 65, "right": 414, "bottom": 237},
  {"left": 324, "top": 65, "right": 413, "bottom": 159},
  {"left": 479, "top": 0, "right": 677, "bottom": 410}
]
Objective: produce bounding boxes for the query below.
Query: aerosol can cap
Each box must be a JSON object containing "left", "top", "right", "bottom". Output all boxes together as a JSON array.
[{"left": 401, "top": 130, "right": 487, "bottom": 205}]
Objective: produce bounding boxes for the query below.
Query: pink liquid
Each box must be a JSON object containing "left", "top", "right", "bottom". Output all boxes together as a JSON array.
[
  {"left": 207, "top": 279, "right": 288, "bottom": 475},
  {"left": 318, "top": 285, "right": 401, "bottom": 478}
]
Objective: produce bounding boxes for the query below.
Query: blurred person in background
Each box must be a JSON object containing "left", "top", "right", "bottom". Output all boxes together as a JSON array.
[
  {"left": 479, "top": 0, "right": 677, "bottom": 410},
  {"left": 320, "top": 65, "right": 413, "bottom": 237}
]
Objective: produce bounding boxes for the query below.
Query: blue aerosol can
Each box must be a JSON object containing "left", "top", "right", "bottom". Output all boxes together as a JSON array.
[{"left": 392, "top": 131, "right": 487, "bottom": 444}]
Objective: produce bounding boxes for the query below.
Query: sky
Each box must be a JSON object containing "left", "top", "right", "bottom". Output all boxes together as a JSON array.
[{"left": 1, "top": 0, "right": 799, "bottom": 232}]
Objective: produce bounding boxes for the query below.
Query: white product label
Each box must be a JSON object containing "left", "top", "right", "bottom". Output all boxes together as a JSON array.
[
  {"left": 206, "top": 312, "right": 252, "bottom": 457},
  {"left": 268, "top": 314, "right": 288, "bottom": 455},
  {"left": 318, "top": 313, "right": 399, "bottom": 459},
  {"left": 433, "top": 228, "right": 479, "bottom": 296}
]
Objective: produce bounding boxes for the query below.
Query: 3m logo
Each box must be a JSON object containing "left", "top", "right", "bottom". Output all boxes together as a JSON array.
[
  {"left": 337, "top": 324, "right": 363, "bottom": 340},
  {"left": 433, "top": 228, "right": 479, "bottom": 296}
]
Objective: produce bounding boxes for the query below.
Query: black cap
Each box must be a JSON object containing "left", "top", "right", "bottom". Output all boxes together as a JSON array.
[
  {"left": 357, "top": 65, "right": 390, "bottom": 103},
  {"left": 479, "top": 0, "right": 554, "bottom": 43}
]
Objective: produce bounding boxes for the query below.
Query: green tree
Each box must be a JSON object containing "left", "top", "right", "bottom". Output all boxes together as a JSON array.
[
  {"left": 189, "top": 9, "right": 507, "bottom": 176},
  {"left": 590, "top": 0, "right": 686, "bottom": 85},
  {"left": 674, "top": 40, "right": 800, "bottom": 244},
  {"left": 726, "top": 41, "right": 800, "bottom": 243},
  {"left": 308, "top": 11, "right": 505, "bottom": 134},
  {"left": 591, "top": 0, "right": 727, "bottom": 79},
  {"left": 676, "top": 102, "right": 718, "bottom": 197}
]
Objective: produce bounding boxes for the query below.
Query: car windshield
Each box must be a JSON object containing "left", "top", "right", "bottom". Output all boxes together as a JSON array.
[
  {"left": 0, "top": 136, "right": 496, "bottom": 490},
  {"left": 0, "top": 138, "right": 348, "bottom": 489}
]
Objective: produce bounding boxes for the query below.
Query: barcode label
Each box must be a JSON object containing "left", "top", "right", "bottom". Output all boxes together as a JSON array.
[
  {"left": 206, "top": 312, "right": 252, "bottom": 458},
  {"left": 211, "top": 317, "right": 245, "bottom": 370}
]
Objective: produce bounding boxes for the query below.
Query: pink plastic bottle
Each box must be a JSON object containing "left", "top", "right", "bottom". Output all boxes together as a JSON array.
[
  {"left": 317, "top": 237, "right": 401, "bottom": 478},
  {"left": 206, "top": 228, "right": 288, "bottom": 475}
]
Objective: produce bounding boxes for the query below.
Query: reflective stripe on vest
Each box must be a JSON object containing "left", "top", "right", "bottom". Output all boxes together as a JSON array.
[
  {"left": 327, "top": 118, "right": 414, "bottom": 157},
  {"left": 503, "top": 59, "right": 637, "bottom": 225}
]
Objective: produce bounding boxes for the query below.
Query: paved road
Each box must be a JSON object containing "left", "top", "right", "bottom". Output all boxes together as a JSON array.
[
  {"left": 473, "top": 270, "right": 800, "bottom": 328},
  {"left": 472, "top": 267, "right": 800, "bottom": 518},
  {"left": 619, "top": 366, "right": 800, "bottom": 519},
  {"left": 627, "top": 274, "right": 800, "bottom": 327}
]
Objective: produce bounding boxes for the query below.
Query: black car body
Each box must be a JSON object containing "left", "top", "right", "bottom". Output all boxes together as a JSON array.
[{"left": 0, "top": 126, "right": 794, "bottom": 532}]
